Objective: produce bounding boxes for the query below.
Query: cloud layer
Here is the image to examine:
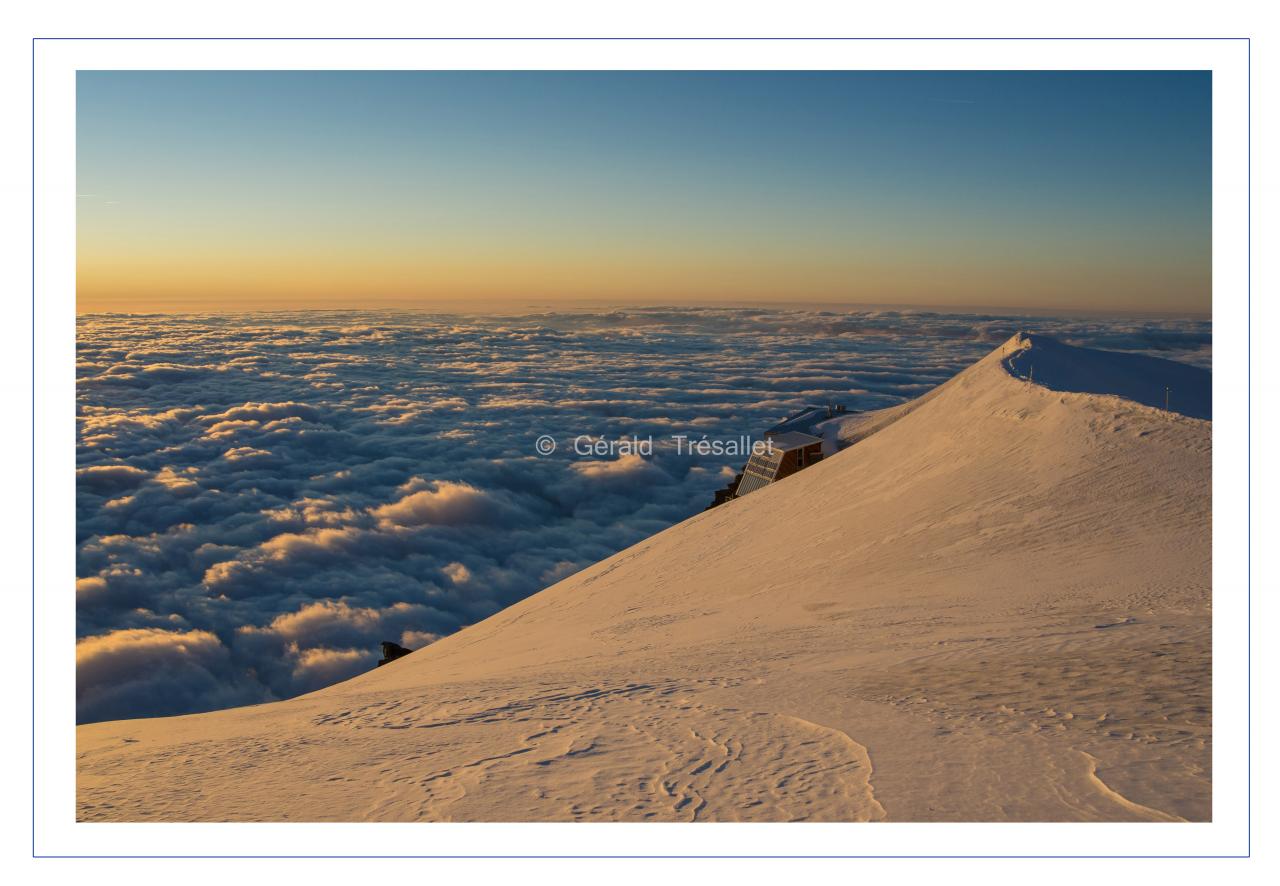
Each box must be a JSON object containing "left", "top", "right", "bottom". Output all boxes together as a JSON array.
[{"left": 76, "top": 307, "right": 1211, "bottom": 722}]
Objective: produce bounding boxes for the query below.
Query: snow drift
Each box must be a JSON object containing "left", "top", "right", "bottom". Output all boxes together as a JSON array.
[{"left": 77, "top": 334, "right": 1211, "bottom": 822}]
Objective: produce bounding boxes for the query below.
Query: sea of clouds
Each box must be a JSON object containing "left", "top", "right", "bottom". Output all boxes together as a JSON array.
[{"left": 75, "top": 307, "right": 1211, "bottom": 722}]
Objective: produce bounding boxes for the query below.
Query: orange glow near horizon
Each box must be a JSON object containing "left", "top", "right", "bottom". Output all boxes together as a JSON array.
[
  {"left": 77, "top": 71, "right": 1212, "bottom": 316},
  {"left": 77, "top": 257, "right": 1212, "bottom": 316}
]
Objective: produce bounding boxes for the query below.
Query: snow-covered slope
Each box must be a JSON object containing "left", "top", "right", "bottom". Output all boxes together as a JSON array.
[{"left": 77, "top": 334, "right": 1211, "bottom": 822}]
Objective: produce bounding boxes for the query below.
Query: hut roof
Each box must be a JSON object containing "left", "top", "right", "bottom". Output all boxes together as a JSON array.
[{"left": 764, "top": 431, "right": 824, "bottom": 452}]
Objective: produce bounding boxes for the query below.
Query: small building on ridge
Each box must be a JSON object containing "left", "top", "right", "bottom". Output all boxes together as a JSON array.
[{"left": 733, "top": 431, "right": 825, "bottom": 498}]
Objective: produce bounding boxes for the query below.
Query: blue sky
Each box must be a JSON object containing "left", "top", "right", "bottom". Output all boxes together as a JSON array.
[{"left": 77, "top": 70, "right": 1211, "bottom": 313}]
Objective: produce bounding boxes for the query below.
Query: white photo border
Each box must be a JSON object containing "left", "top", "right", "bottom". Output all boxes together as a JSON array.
[{"left": 34, "top": 36, "right": 1250, "bottom": 858}]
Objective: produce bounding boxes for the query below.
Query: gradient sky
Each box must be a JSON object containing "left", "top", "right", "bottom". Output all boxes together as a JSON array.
[{"left": 77, "top": 70, "right": 1211, "bottom": 314}]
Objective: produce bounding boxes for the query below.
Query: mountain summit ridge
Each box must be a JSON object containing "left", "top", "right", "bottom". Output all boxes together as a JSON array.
[{"left": 78, "top": 336, "right": 1212, "bottom": 822}]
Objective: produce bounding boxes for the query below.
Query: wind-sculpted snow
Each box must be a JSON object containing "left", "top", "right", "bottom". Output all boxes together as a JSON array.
[{"left": 75, "top": 307, "right": 1209, "bottom": 722}]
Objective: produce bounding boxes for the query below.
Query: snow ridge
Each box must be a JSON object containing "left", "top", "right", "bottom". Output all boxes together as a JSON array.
[{"left": 78, "top": 336, "right": 1213, "bottom": 822}]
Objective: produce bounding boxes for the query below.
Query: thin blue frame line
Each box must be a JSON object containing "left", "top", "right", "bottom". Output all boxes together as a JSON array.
[
  {"left": 35, "top": 35, "right": 1248, "bottom": 860},
  {"left": 28, "top": 855, "right": 1258, "bottom": 859},
  {"left": 30, "top": 34, "right": 37, "bottom": 862},
  {"left": 1246, "top": 34, "right": 1252, "bottom": 861},
  {"left": 32, "top": 36, "right": 1251, "bottom": 40}
]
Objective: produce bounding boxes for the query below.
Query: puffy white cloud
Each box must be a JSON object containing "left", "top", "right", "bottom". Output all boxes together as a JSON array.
[
  {"left": 75, "top": 576, "right": 110, "bottom": 602},
  {"left": 371, "top": 481, "right": 502, "bottom": 528},
  {"left": 262, "top": 498, "right": 363, "bottom": 527},
  {"left": 241, "top": 599, "right": 382, "bottom": 645},
  {"left": 441, "top": 562, "right": 471, "bottom": 585},
  {"left": 151, "top": 466, "right": 200, "bottom": 493},
  {"left": 76, "top": 628, "right": 262, "bottom": 723},
  {"left": 257, "top": 526, "right": 365, "bottom": 559},
  {"left": 288, "top": 646, "right": 378, "bottom": 692},
  {"left": 540, "top": 560, "right": 585, "bottom": 585},
  {"left": 204, "top": 401, "right": 321, "bottom": 424},
  {"left": 223, "top": 446, "right": 272, "bottom": 461},
  {"left": 77, "top": 627, "right": 223, "bottom": 677},
  {"left": 400, "top": 629, "right": 440, "bottom": 648},
  {"left": 570, "top": 452, "right": 662, "bottom": 481},
  {"left": 76, "top": 464, "right": 149, "bottom": 491}
]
